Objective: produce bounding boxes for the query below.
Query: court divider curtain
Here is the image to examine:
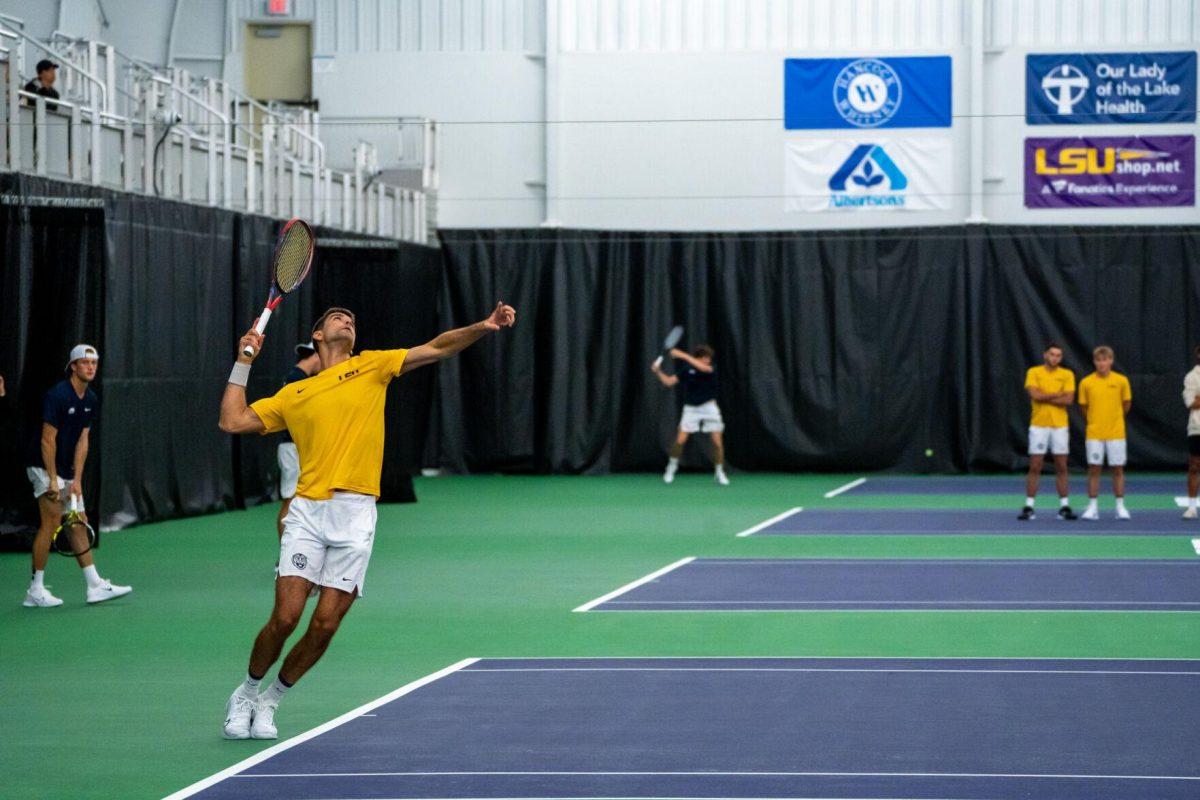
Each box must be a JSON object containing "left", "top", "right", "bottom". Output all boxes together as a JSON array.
[{"left": 436, "top": 226, "right": 1200, "bottom": 474}]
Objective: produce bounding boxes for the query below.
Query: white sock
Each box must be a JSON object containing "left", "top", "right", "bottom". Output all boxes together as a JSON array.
[
  {"left": 81, "top": 564, "right": 103, "bottom": 588},
  {"left": 715, "top": 464, "right": 726, "bottom": 474},
  {"left": 1189, "top": 497, "right": 1198, "bottom": 510},
  {"left": 31, "top": 570, "right": 45, "bottom": 591},
  {"left": 1059, "top": 497, "right": 1070, "bottom": 508},
  {"left": 1024, "top": 497, "right": 1035, "bottom": 508},
  {"left": 667, "top": 457, "right": 679, "bottom": 469},
  {"left": 1115, "top": 497, "right": 1126, "bottom": 511},
  {"left": 1086, "top": 498, "right": 1098, "bottom": 511},
  {"left": 239, "top": 672, "right": 263, "bottom": 698},
  {"left": 263, "top": 676, "right": 291, "bottom": 706}
]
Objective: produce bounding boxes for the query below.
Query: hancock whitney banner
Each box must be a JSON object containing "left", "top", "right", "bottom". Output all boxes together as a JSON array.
[
  {"left": 784, "top": 138, "right": 953, "bottom": 212},
  {"left": 784, "top": 56, "right": 953, "bottom": 129}
]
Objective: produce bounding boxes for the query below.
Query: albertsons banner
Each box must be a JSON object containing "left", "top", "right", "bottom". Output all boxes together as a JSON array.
[
  {"left": 1026, "top": 51, "right": 1196, "bottom": 124},
  {"left": 784, "top": 138, "right": 953, "bottom": 212}
]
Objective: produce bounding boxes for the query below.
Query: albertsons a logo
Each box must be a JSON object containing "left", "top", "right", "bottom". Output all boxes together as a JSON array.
[
  {"left": 827, "top": 144, "right": 909, "bottom": 208},
  {"left": 834, "top": 59, "right": 902, "bottom": 127}
]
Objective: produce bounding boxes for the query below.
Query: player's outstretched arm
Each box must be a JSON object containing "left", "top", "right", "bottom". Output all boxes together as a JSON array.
[
  {"left": 651, "top": 361, "right": 679, "bottom": 387},
  {"left": 670, "top": 348, "right": 714, "bottom": 373},
  {"left": 219, "top": 325, "right": 268, "bottom": 434},
  {"left": 400, "top": 301, "right": 516, "bottom": 375}
]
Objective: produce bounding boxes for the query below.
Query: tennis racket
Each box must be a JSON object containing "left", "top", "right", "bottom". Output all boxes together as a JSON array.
[
  {"left": 242, "top": 218, "right": 315, "bottom": 358},
  {"left": 53, "top": 495, "right": 95, "bottom": 557},
  {"left": 653, "top": 325, "right": 684, "bottom": 369}
]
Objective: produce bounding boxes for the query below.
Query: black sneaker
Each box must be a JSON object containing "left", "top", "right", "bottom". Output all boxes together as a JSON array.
[
  {"left": 1017, "top": 506, "right": 1035, "bottom": 521},
  {"left": 1057, "top": 506, "right": 1078, "bottom": 521}
]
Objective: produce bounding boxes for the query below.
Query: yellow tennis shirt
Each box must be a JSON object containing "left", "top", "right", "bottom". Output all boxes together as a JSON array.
[
  {"left": 1024, "top": 365, "right": 1075, "bottom": 428},
  {"left": 250, "top": 349, "right": 407, "bottom": 500},
  {"left": 1078, "top": 371, "right": 1132, "bottom": 440}
]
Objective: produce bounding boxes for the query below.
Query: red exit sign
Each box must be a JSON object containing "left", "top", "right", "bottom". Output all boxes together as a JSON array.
[{"left": 266, "top": 0, "right": 291, "bottom": 15}]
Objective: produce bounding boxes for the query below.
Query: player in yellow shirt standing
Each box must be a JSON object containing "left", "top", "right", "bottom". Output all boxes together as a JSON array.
[
  {"left": 1020, "top": 343, "right": 1077, "bottom": 521},
  {"left": 216, "top": 302, "right": 516, "bottom": 740},
  {"left": 1077, "top": 346, "right": 1133, "bottom": 521}
]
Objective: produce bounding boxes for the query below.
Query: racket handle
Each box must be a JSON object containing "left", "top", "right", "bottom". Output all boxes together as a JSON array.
[
  {"left": 242, "top": 307, "right": 273, "bottom": 357},
  {"left": 69, "top": 494, "right": 80, "bottom": 514},
  {"left": 652, "top": 355, "right": 663, "bottom": 368}
]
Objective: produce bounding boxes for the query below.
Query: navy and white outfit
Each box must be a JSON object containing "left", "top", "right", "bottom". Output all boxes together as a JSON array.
[
  {"left": 277, "top": 366, "right": 308, "bottom": 499},
  {"left": 26, "top": 380, "right": 98, "bottom": 497},
  {"left": 678, "top": 365, "right": 724, "bottom": 433}
]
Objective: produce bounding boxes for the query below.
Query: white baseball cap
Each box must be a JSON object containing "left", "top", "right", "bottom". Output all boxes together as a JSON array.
[{"left": 65, "top": 343, "right": 100, "bottom": 370}]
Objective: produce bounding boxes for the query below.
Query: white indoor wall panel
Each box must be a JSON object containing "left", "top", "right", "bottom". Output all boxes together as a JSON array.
[
  {"left": 988, "top": 0, "right": 1200, "bottom": 48},
  {"left": 234, "top": 0, "right": 541, "bottom": 52},
  {"left": 558, "top": 0, "right": 968, "bottom": 52}
]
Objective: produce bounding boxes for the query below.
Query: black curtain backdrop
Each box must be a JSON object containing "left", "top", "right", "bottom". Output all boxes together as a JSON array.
[
  {"left": 437, "top": 226, "right": 1200, "bottom": 475},
  {"left": 0, "top": 175, "right": 437, "bottom": 534}
]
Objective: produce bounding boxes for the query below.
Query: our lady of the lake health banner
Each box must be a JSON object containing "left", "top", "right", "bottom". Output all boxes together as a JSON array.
[
  {"left": 1027, "top": 51, "right": 1196, "bottom": 124},
  {"left": 1024, "top": 135, "right": 1195, "bottom": 208},
  {"left": 784, "top": 56, "right": 952, "bottom": 129}
]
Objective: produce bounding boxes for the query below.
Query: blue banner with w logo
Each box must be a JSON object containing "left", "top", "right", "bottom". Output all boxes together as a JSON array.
[{"left": 784, "top": 56, "right": 953, "bottom": 130}]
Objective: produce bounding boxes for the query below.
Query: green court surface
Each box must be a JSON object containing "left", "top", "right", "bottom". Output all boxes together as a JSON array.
[{"left": 2, "top": 473, "right": 1197, "bottom": 799}]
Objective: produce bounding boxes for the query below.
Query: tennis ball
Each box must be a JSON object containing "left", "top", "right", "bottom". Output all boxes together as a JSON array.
[{"left": 924, "top": 448, "right": 934, "bottom": 458}]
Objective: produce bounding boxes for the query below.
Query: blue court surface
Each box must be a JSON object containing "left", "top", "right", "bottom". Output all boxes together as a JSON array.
[
  {"left": 829, "top": 475, "right": 1182, "bottom": 496},
  {"left": 581, "top": 557, "right": 1200, "bottom": 612},
  {"left": 740, "top": 507, "right": 1191, "bottom": 536},
  {"left": 171, "top": 657, "right": 1200, "bottom": 800}
]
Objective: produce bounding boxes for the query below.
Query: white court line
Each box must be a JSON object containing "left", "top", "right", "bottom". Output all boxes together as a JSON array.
[
  {"left": 230, "top": 769, "right": 1200, "bottom": 782},
  {"left": 161, "top": 658, "right": 479, "bottom": 800},
  {"left": 457, "top": 667, "right": 1200, "bottom": 676},
  {"left": 474, "top": 655, "right": 1200, "bottom": 662},
  {"left": 691, "top": 558, "right": 1200, "bottom": 566},
  {"left": 603, "top": 600, "right": 1200, "bottom": 606},
  {"left": 824, "top": 477, "right": 867, "bottom": 498},
  {"left": 734, "top": 507, "right": 803, "bottom": 537},
  {"left": 573, "top": 557, "right": 695, "bottom": 612}
]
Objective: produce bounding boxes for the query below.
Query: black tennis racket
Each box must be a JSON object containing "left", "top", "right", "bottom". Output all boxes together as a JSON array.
[
  {"left": 53, "top": 495, "right": 95, "bottom": 557},
  {"left": 653, "top": 325, "right": 684, "bottom": 368},
  {"left": 242, "top": 218, "right": 315, "bottom": 358}
]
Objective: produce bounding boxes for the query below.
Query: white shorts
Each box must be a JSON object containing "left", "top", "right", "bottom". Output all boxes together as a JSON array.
[
  {"left": 1028, "top": 426, "right": 1069, "bottom": 456},
  {"left": 26, "top": 467, "right": 68, "bottom": 499},
  {"left": 680, "top": 400, "right": 725, "bottom": 433},
  {"left": 277, "top": 442, "right": 300, "bottom": 499},
  {"left": 278, "top": 492, "right": 377, "bottom": 597},
  {"left": 1086, "top": 439, "right": 1127, "bottom": 467}
]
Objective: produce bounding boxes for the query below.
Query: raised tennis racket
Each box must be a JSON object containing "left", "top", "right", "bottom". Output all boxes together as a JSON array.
[
  {"left": 653, "top": 325, "right": 684, "bottom": 369},
  {"left": 242, "top": 218, "right": 315, "bottom": 358},
  {"left": 53, "top": 495, "right": 95, "bottom": 557}
]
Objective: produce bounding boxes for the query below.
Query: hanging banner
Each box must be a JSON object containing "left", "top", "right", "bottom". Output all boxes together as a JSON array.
[
  {"left": 1026, "top": 51, "right": 1197, "bottom": 124},
  {"left": 1024, "top": 135, "right": 1195, "bottom": 208},
  {"left": 784, "top": 56, "right": 953, "bottom": 129},
  {"left": 785, "top": 138, "right": 953, "bottom": 212}
]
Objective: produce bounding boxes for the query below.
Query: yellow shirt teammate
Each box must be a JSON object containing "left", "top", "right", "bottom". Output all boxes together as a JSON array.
[
  {"left": 217, "top": 301, "right": 516, "bottom": 740},
  {"left": 1077, "top": 345, "right": 1132, "bottom": 521},
  {"left": 1020, "top": 343, "right": 1076, "bottom": 521}
]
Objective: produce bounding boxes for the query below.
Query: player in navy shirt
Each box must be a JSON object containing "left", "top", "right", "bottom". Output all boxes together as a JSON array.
[
  {"left": 276, "top": 342, "right": 322, "bottom": 538},
  {"left": 651, "top": 344, "right": 729, "bottom": 485},
  {"left": 23, "top": 344, "right": 131, "bottom": 607}
]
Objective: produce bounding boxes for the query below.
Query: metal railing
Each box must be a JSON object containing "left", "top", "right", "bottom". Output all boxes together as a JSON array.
[{"left": 1, "top": 25, "right": 436, "bottom": 244}]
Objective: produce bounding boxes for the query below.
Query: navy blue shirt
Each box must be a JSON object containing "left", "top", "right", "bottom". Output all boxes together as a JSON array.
[
  {"left": 679, "top": 364, "right": 718, "bottom": 406},
  {"left": 27, "top": 380, "right": 98, "bottom": 479},
  {"left": 280, "top": 366, "right": 309, "bottom": 443}
]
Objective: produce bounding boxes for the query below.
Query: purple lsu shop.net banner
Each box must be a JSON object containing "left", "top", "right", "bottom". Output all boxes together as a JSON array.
[{"left": 1025, "top": 135, "right": 1195, "bottom": 208}]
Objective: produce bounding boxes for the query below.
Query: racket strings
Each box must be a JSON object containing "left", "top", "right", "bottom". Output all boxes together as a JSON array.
[{"left": 274, "top": 226, "right": 313, "bottom": 292}]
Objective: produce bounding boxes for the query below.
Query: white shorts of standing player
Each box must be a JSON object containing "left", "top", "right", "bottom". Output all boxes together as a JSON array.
[
  {"left": 26, "top": 466, "right": 69, "bottom": 498},
  {"left": 1085, "top": 439, "right": 1127, "bottom": 467},
  {"left": 277, "top": 492, "right": 377, "bottom": 596},
  {"left": 277, "top": 442, "right": 300, "bottom": 499},
  {"left": 1028, "top": 426, "right": 1069, "bottom": 456},
  {"left": 679, "top": 400, "right": 725, "bottom": 434}
]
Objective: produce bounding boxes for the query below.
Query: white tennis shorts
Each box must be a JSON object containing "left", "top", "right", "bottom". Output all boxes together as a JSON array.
[
  {"left": 680, "top": 400, "right": 725, "bottom": 433},
  {"left": 1086, "top": 439, "right": 1127, "bottom": 467},
  {"left": 277, "top": 492, "right": 377, "bottom": 596},
  {"left": 26, "top": 467, "right": 68, "bottom": 499},
  {"left": 277, "top": 442, "right": 300, "bottom": 499},
  {"left": 1028, "top": 426, "right": 1069, "bottom": 456}
]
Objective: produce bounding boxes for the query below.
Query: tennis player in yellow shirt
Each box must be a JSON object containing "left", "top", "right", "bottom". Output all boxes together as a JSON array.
[
  {"left": 216, "top": 301, "right": 515, "bottom": 740},
  {"left": 1077, "top": 345, "right": 1133, "bottom": 520},
  {"left": 1020, "top": 343, "right": 1076, "bottom": 521}
]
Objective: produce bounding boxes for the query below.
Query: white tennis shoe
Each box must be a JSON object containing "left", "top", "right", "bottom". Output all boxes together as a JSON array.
[
  {"left": 223, "top": 690, "right": 256, "bottom": 739},
  {"left": 1183, "top": 506, "right": 1198, "bottom": 520},
  {"left": 663, "top": 463, "right": 677, "bottom": 484},
  {"left": 23, "top": 586, "right": 64, "bottom": 607},
  {"left": 251, "top": 698, "right": 279, "bottom": 739},
  {"left": 86, "top": 579, "right": 132, "bottom": 604},
  {"left": 715, "top": 467, "right": 730, "bottom": 486},
  {"left": 1080, "top": 506, "right": 1099, "bottom": 521},
  {"left": 1116, "top": 506, "right": 1132, "bottom": 521}
]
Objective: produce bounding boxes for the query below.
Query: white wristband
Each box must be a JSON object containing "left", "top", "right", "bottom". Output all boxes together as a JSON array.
[{"left": 228, "top": 362, "right": 251, "bottom": 387}]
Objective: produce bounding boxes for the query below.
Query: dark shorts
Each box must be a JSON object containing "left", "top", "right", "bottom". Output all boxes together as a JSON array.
[{"left": 1190, "top": 435, "right": 1200, "bottom": 458}]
